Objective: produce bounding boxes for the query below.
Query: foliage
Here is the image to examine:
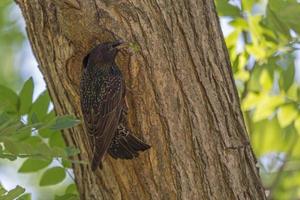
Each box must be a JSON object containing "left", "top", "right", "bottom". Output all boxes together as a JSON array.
[
  {"left": 0, "top": 0, "right": 24, "bottom": 89},
  {"left": 0, "top": 78, "right": 81, "bottom": 199},
  {"left": 216, "top": 0, "right": 300, "bottom": 199},
  {"left": 0, "top": 184, "right": 27, "bottom": 200}
]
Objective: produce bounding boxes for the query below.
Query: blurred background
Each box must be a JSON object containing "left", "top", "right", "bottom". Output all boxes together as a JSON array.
[{"left": 1, "top": 0, "right": 300, "bottom": 199}]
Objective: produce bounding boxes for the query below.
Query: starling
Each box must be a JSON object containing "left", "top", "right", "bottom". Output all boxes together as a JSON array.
[{"left": 80, "top": 40, "right": 150, "bottom": 171}]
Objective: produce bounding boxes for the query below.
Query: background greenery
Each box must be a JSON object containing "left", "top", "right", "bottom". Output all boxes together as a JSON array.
[
  {"left": 1, "top": 0, "right": 299, "bottom": 199},
  {"left": 216, "top": 0, "right": 300, "bottom": 199}
]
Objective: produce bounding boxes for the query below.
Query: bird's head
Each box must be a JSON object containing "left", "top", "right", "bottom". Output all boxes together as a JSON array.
[{"left": 83, "top": 40, "right": 125, "bottom": 68}]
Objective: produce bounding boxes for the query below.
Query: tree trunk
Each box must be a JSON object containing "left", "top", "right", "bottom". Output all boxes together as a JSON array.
[{"left": 16, "top": 0, "right": 266, "bottom": 199}]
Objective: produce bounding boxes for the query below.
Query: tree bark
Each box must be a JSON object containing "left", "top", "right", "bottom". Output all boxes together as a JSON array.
[{"left": 16, "top": 0, "right": 266, "bottom": 199}]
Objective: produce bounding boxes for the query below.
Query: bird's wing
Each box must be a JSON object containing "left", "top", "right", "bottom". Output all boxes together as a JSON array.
[{"left": 83, "top": 76, "right": 124, "bottom": 170}]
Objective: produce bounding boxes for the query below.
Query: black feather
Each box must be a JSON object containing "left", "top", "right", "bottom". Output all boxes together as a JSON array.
[{"left": 108, "top": 124, "right": 150, "bottom": 160}]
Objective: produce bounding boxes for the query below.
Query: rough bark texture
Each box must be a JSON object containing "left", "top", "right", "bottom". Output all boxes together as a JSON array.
[{"left": 16, "top": 0, "right": 266, "bottom": 199}]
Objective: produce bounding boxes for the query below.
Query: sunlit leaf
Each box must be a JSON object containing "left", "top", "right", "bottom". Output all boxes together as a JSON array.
[
  {"left": 252, "top": 119, "right": 283, "bottom": 156},
  {"left": 253, "top": 94, "right": 284, "bottom": 122},
  {"left": 246, "top": 44, "right": 266, "bottom": 61},
  {"left": 242, "top": 0, "right": 258, "bottom": 11},
  {"left": 242, "top": 92, "right": 261, "bottom": 110},
  {"left": 259, "top": 69, "right": 273, "bottom": 91},
  {"left": 225, "top": 29, "right": 241, "bottom": 49},
  {"left": 230, "top": 18, "right": 249, "bottom": 30},
  {"left": 286, "top": 84, "right": 298, "bottom": 102},
  {"left": 277, "top": 104, "right": 298, "bottom": 127}
]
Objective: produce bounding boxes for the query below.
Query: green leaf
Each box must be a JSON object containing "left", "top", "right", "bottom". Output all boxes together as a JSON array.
[
  {"left": 242, "top": 0, "right": 258, "bottom": 11},
  {"left": 265, "top": 11, "right": 290, "bottom": 40},
  {"left": 0, "top": 184, "right": 7, "bottom": 196},
  {"left": 0, "top": 117, "right": 23, "bottom": 136},
  {"left": 18, "top": 78, "right": 34, "bottom": 115},
  {"left": 266, "top": 0, "right": 300, "bottom": 35},
  {"left": 3, "top": 138, "right": 20, "bottom": 155},
  {"left": 252, "top": 118, "right": 284, "bottom": 156},
  {"left": 65, "top": 147, "right": 80, "bottom": 157},
  {"left": 51, "top": 147, "right": 68, "bottom": 158},
  {"left": 29, "top": 91, "right": 50, "bottom": 122},
  {"left": 225, "top": 29, "right": 241, "bottom": 49},
  {"left": 286, "top": 84, "right": 298, "bottom": 102},
  {"left": 215, "top": 0, "right": 240, "bottom": 17},
  {"left": 0, "top": 85, "right": 19, "bottom": 113},
  {"left": 49, "top": 132, "right": 65, "bottom": 148},
  {"left": 0, "top": 153, "right": 17, "bottom": 161},
  {"left": 277, "top": 104, "right": 298, "bottom": 128},
  {"left": 30, "top": 112, "right": 39, "bottom": 125},
  {"left": 18, "top": 158, "right": 52, "bottom": 173},
  {"left": 259, "top": 69, "right": 273, "bottom": 91},
  {"left": 248, "top": 66, "right": 263, "bottom": 92},
  {"left": 43, "top": 110, "right": 56, "bottom": 122},
  {"left": 1, "top": 185, "right": 25, "bottom": 200},
  {"left": 49, "top": 115, "right": 80, "bottom": 131},
  {"left": 230, "top": 18, "right": 249, "bottom": 30},
  {"left": 33, "top": 143, "right": 52, "bottom": 157},
  {"left": 252, "top": 94, "right": 284, "bottom": 122},
  {"left": 39, "top": 129, "right": 54, "bottom": 138},
  {"left": 23, "top": 136, "right": 42, "bottom": 146},
  {"left": 279, "top": 63, "right": 295, "bottom": 92},
  {"left": 62, "top": 159, "right": 72, "bottom": 168},
  {"left": 17, "top": 193, "right": 31, "bottom": 200},
  {"left": 246, "top": 44, "right": 266, "bottom": 61},
  {"left": 294, "top": 116, "right": 300, "bottom": 135},
  {"left": 55, "top": 194, "right": 79, "bottom": 200},
  {"left": 242, "top": 92, "right": 261, "bottom": 110},
  {"left": 65, "top": 184, "right": 78, "bottom": 195},
  {"left": 39, "top": 167, "right": 66, "bottom": 186},
  {"left": 10, "top": 130, "right": 31, "bottom": 142}
]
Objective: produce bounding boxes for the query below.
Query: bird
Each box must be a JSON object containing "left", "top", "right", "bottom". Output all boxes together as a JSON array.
[{"left": 80, "top": 40, "right": 150, "bottom": 171}]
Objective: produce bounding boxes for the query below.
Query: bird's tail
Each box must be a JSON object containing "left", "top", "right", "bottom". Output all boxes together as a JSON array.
[{"left": 108, "top": 124, "right": 150, "bottom": 159}]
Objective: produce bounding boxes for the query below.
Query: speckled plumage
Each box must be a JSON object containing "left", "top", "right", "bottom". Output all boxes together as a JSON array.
[{"left": 80, "top": 41, "right": 150, "bottom": 171}]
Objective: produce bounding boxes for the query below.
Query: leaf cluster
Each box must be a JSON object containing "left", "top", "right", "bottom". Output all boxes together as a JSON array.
[{"left": 0, "top": 78, "right": 81, "bottom": 199}]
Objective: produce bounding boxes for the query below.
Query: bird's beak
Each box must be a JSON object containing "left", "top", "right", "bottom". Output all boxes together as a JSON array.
[{"left": 112, "top": 39, "right": 128, "bottom": 50}]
